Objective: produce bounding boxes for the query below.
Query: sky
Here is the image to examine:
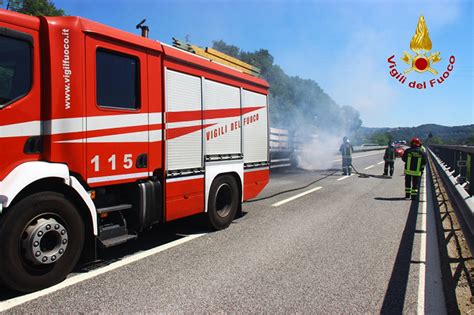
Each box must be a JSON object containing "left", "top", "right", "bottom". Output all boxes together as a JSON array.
[{"left": 54, "top": 0, "right": 473, "bottom": 128}]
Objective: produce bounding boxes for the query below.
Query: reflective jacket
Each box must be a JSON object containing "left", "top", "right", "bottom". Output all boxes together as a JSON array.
[
  {"left": 402, "top": 147, "right": 427, "bottom": 176},
  {"left": 384, "top": 146, "right": 396, "bottom": 162}
]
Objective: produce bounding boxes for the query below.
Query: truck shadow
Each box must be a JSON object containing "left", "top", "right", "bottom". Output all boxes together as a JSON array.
[
  {"left": 81, "top": 215, "right": 213, "bottom": 271},
  {"left": 0, "top": 214, "right": 219, "bottom": 300}
]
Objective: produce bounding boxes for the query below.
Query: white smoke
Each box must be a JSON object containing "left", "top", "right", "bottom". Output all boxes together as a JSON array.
[{"left": 296, "top": 132, "right": 345, "bottom": 171}]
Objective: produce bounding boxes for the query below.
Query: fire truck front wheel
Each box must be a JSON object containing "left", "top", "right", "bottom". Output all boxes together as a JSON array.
[
  {"left": 207, "top": 175, "right": 239, "bottom": 230},
  {"left": 0, "top": 192, "right": 85, "bottom": 292}
]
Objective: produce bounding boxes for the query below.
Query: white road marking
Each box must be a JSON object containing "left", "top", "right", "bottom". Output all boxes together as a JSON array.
[
  {"left": 417, "top": 173, "right": 427, "bottom": 314},
  {"left": 377, "top": 161, "right": 385, "bottom": 165},
  {"left": 0, "top": 233, "right": 206, "bottom": 312},
  {"left": 271, "top": 186, "right": 323, "bottom": 207},
  {"left": 365, "top": 165, "right": 375, "bottom": 170},
  {"left": 337, "top": 174, "right": 353, "bottom": 181},
  {"left": 331, "top": 150, "right": 383, "bottom": 162}
]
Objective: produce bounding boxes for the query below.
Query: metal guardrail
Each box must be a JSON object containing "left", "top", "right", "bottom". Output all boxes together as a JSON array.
[
  {"left": 353, "top": 145, "right": 386, "bottom": 152},
  {"left": 429, "top": 148, "right": 474, "bottom": 243},
  {"left": 430, "top": 145, "right": 473, "bottom": 195}
]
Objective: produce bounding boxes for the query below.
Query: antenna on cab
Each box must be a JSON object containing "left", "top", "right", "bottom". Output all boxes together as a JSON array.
[{"left": 136, "top": 19, "right": 149, "bottom": 38}]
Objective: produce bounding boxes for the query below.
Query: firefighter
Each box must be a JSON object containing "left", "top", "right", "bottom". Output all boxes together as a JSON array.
[
  {"left": 402, "top": 137, "right": 427, "bottom": 200},
  {"left": 383, "top": 141, "right": 396, "bottom": 177},
  {"left": 339, "top": 136, "right": 353, "bottom": 175}
]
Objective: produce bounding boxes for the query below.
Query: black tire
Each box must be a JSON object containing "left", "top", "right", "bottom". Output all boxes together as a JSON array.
[
  {"left": 0, "top": 192, "right": 85, "bottom": 292},
  {"left": 206, "top": 175, "right": 239, "bottom": 230}
]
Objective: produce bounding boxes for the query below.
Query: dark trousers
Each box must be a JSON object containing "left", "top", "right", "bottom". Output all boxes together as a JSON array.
[
  {"left": 405, "top": 175, "right": 421, "bottom": 198},
  {"left": 384, "top": 161, "right": 394, "bottom": 176},
  {"left": 342, "top": 157, "right": 352, "bottom": 175}
]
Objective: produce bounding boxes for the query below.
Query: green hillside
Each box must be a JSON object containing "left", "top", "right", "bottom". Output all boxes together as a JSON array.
[
  {"left": 212, "top": 40, "right": 362, "bottom": 135},
  {"left": 357, "top": 124, "right": 474, "bottom": 145}
]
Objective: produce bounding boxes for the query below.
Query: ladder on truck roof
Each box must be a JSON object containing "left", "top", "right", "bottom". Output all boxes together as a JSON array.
[{"left": 172, "top": 38, "right": 261, "bottom": 77}]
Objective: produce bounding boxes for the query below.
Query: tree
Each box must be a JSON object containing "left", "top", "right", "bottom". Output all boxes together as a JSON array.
[
  {"left": 212, "top": 40, "right": 240, "bottom": 59},
  {"left": 424, "top": 132, "right": 444, "bottom": 145},
  {"left": 1, "top": 0, "right": 65, "bottom": 16},
  {"left": 428, "top": 136, "right": 444, "bottom": 145},
  {"left": 211, "top": 40, "right": 363, "bottom": 135},
  {"left": 341, "top": 105, "right": 362, "bottom": 133},
  {"left": 369, "top": 132, "right": 392, "bottom": 146},
  {"left": 462, "top": 135, "right": 474, "bottom": 145}
]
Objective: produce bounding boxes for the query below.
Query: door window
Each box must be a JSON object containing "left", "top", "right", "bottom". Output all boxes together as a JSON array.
[
  {"left": 0, "top": 35, "right": 31, "bottom": 107},
  {"left": 96, "top": 49, "right": 140, "bottom": 110}
]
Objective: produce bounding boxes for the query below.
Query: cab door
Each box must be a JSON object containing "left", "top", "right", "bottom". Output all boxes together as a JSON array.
[
  {"left": 0, "top": 15, "right": 41, "bottom": 180},
  {"left": 85, "top": 35, "right": 149, "bottom": 186}
]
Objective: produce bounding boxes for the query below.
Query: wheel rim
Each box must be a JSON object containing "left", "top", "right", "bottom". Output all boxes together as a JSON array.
[
  {"left": 215, "top": 183, "right": 233, "bottom": 218},
  {"left": 21, "top": 216, "right": 69, "bottom": 265}
]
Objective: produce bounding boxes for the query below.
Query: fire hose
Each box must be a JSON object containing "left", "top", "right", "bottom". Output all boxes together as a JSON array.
[
  {"left": 245, "top": 170, "right": 339, "bottom": 203},
  {"left": 351, "top": 163, "right": 390, "bottom": 179},
  {"left": 246, "top": 162, "right": 387, "bottom": 203}
]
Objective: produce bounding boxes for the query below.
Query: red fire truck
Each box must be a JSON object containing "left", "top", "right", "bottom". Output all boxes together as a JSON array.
[{"left": 0, "top": 9, "right": 269, "bottom": 292}]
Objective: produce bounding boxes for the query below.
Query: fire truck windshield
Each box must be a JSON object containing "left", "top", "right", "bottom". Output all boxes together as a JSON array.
[{"left": 0, "top": 34, "right": 31, "bottom": 107}]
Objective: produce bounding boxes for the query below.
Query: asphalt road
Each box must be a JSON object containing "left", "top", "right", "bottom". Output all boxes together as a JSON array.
[{"left": 0, "top": 150, "right": 442, "bottom": 313}]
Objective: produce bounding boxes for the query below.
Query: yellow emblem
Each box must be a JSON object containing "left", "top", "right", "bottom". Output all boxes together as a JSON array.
[{"left": 402, "top": 15, "right": 441, "bottom": 75}]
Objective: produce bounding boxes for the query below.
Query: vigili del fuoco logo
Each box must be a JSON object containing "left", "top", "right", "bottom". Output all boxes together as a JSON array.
[{"left": 387, "top": 15, "right": 455, "bottom": 89}]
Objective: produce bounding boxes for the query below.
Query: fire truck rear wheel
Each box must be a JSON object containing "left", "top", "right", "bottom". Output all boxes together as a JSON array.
[
  {"left": 207, "top": 175, "right": 239, "bottom": 230},
  {"left": 0, "top": 192, "right": 84, "bottom": 292}
]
